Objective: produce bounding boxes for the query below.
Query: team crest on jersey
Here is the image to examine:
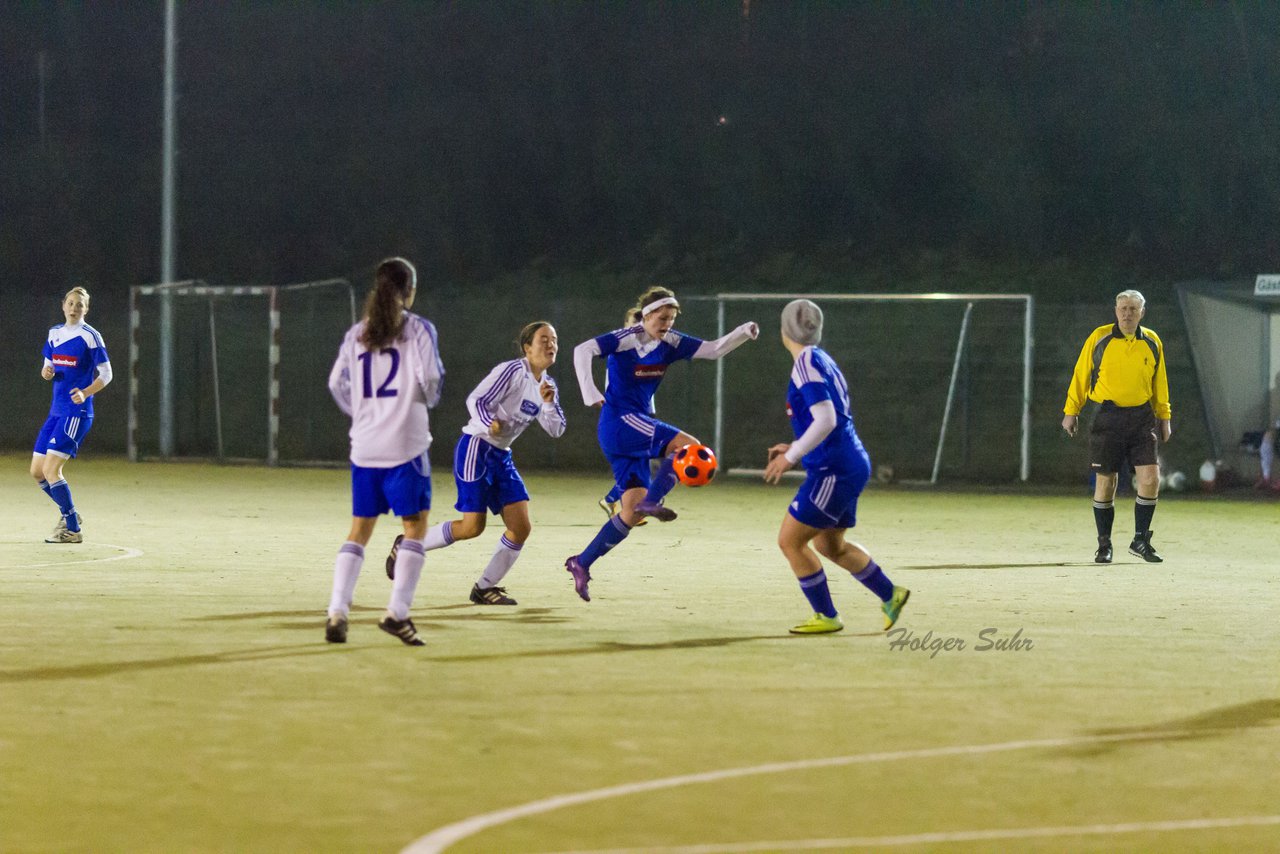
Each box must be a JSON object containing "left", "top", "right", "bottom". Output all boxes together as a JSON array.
[
  {"left": 520, "top": 400, "right": 540, "bottom": 416},
  {"left": 786, "top": 404, "right": 793, "bottom": 417},
  {"left": 52, "top": 354, "right": 78, "bottom": 367},
  {"left": 634, "top": 364, "right": 667, "bottom": 380}
]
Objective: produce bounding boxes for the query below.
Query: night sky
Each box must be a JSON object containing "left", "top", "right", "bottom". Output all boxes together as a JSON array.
[{"left": 3, "top": 3, "right": 1280, "bottom": 296}]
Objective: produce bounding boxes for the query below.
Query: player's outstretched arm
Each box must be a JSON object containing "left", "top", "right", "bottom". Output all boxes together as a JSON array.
[{"left": 692, "top": 322, "right": 759, "bottom": 360}]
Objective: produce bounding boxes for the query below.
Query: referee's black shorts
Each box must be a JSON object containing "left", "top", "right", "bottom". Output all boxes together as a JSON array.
[{"left": 1088, "top": 402, "right": 1158, "bottom": 474}]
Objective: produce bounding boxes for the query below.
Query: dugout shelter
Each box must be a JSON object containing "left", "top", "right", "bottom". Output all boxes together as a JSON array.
[{"left": 1175, "top": 276, "right": 1280, "bottom": 475}]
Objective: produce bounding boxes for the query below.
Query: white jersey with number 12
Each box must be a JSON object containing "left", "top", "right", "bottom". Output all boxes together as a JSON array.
[{"left": 328, "top": 312, "right": 445, "bottom": 468}]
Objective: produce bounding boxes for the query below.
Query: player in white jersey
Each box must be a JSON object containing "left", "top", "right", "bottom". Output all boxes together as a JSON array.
[
  {"left": 763, "top": 300, "right": 909, "bottom": 635},
  {"left": 385, "top": 321, "right": 566, "bottom": 605},
  {"left": 324, "top": 258, "right": 444, "bottom": 646},
  {"left": 30, "top": 287, "right": 112, "bottom": 543}
]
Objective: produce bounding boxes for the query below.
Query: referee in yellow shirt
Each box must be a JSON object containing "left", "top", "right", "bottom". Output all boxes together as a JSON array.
[{"left": 1062, "top": 289, "right": 1171, "bottom": 563}]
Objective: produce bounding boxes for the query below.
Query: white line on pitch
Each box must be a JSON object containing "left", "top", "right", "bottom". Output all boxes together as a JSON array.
[
  {"left": 400, "top": 726, "right": 1278, "bottom": 854},
  {"left": 542, "top": 815, "right": 1280, "bottom": 853},
  {"left": 0, "top": 543, "right": 145, "bottom": 570}
]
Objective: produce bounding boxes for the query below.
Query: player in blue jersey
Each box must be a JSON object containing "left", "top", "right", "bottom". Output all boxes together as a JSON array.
[
  {"left": 762, "top": 300, "right": 910, "bottom": 634},
  {"left": 385, "top": 321, "right": 566, "bottom": 605},
  {"left": 325, "top": 258, "right": 445, "bottom": 646},
  {"left": 564, "top": 286, "right": 759, "bottom": 601},
  {"left": 30, "top": 287, "right": 112, "bottom": 544}
]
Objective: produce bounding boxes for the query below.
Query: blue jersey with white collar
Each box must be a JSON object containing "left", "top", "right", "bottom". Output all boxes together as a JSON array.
[
  {"left": 594, "top": 326, "right": 702, "bottom": 416},
  {"left": 43, "top": 323, "right": 110, "bottom": 417},
  {"left": 786, "top": 345, "right": 867, "bottom": 473}
]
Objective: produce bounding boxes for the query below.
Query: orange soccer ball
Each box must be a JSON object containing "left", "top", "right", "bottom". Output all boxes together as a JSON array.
[{"left": 674, "top": 443, "right": 718, "bottom": 487}]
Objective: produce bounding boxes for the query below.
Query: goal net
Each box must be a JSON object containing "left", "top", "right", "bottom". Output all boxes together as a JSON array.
[
  {"left": 127, "top": 279, "right": 357, "bottom": 465},
  {"left": 663, "top": 293, "right": 1034, "bottom": 484}
]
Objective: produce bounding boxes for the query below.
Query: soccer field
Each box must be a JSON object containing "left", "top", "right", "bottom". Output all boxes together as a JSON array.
[{"left": 2, "top": 455, "right": 1277, "bottom": 853}]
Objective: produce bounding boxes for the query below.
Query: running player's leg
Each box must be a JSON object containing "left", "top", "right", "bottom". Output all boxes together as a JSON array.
[
  {"left": 471, "top": 501, "right": 530, "bottom": 605},
  {"left": 473, "top": 457, "right": 532, "bottom": 603},
  {"left": 384, "top": 459, "right": 432, "bottom": 627},
  {"left": 419, "top": 434, "right": 490, "bottom": 554},
  {"left": 38, "top": 416, "right": 90, "bottom": 540},
  {"left": 41, "top": 452, "right": 82, "bottom": 539},
  {"left": 31, "top": 416, "right": 58, "bottom": 502},
  {"left": 812, "top": 529, "right": 903, "bottom": 618},
  {"left": 31, "top": 452, "right": 58, "bottom": 512},
  {"left": 327, "top": 516, "right": 378, "bottom": 642},
  {"left": 634, "top": 426, "right": 691, "bottom": 520},
  {"left": 329, "top": 465, "right": 387, "bottom": 642},
  {"left": 565, "top": 459, "right": 649, "bottom": 601},
  {"left": 777, "top": 513, "right": 842, "bottom": 633}
]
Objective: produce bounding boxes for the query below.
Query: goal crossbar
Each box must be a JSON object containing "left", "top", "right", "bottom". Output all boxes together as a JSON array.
[{"left": 686, "top": 292, "right": 1035, "bottom": 482}]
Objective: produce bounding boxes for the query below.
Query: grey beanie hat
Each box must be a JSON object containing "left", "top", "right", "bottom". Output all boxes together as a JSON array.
[{"left": 781, "top": 299, "right": 823, "bottom": 346}]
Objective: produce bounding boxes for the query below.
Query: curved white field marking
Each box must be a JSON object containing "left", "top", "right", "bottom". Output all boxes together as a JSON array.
[
  {"left": 0, "top": 543, "right": 144, "bottom": 570},
  {"left": 401, "top": 726, "right": 1277, "bottom": 854},
  {"left": 542, "top": 815, "right": 1280, "bottom": 853}
]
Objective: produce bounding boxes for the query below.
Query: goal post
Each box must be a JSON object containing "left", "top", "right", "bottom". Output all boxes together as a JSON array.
[
  {"left": 128, "top": 278, "right": 357, "bottom": 465},
  {"left": 686, "top": 293, "right": 1034, "bottom": 483}
]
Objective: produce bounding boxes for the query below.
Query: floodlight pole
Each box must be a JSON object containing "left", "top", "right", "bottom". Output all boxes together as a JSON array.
[{"left": 159, "top": 0, "right": 178, "bottom": 456}]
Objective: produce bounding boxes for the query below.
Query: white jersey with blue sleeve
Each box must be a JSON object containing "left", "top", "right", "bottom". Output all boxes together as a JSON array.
[
  {"left": 328, "top": 312, "right": 444, "bottom": 468},
  {"left": 462, "top": 357, "right": 566, "bottom": 451},
  {"left": 44, "top": 322, "right": 111, "bottom": 417},
  {"left": 785, "top": 346, "right": 867, "bottom": 473}
]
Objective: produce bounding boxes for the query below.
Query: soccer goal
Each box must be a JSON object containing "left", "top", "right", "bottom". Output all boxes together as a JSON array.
[
  {"left": 128, "top": 278, "right": 357, "bottom": 465},
  {"left": 682, "top": 292, "right": 1034, "bottom": 483}
]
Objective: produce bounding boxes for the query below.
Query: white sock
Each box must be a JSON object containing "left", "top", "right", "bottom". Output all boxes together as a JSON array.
[
  {"left": 478, "top": 534, "right": 523, "bottom": 589},
  {"left": 422, "top": 521, "right": 454, "bottom": 552},
  {"left": 388, "top": 538, "right": 427, "bottom": 620},
  {"left": 328, "top": 542, "right": 365, "bottom": 619}
]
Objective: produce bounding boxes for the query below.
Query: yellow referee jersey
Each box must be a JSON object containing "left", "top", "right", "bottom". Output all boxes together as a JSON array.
[{"left": 1063, "top": 323, "right": 1171, "bottom": 419}]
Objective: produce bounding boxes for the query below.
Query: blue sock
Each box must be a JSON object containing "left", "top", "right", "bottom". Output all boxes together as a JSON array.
[
  {"left": 798, "top": 569, "right": 838, "bottom": 618},
  {"left": 580, "top": 515, "right": 631, "bottom": 568},
  {"left": 854, "top": 559, "right": 894, "bottom": 602},
  {"left": 605, "top": 484, "right": 622, "bottom": 504},
  {"left": 38, "top": 479, "right": 55, "bottom": 503},
  {"left": 47, "top": 479, "right": 80, "bottom": 532},
  {"left": 643, "top": 454, "right": 678, "bottom": 504}
]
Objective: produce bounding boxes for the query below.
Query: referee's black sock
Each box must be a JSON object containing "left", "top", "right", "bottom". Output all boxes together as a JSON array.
[
  {"left": 1135, "top": 495, "right": 1158, "bottom": 536},
  {"left": 1092, "top": 500, "right": 1114, "bottom": 540}
]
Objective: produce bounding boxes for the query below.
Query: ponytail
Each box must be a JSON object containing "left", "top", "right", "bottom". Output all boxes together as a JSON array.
[{"left": 361, "top": 257, "right": 416, "bottom": 349}]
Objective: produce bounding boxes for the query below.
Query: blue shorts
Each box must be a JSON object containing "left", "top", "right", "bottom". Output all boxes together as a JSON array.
[
  {"left": 598, "top": 410, "right": 681, "bottom": 491},
  {"left": 350, "top": 454, "right": 432, "bottom": 518},
  {"left": 453, "top": 434, "right": 529, "bottom": 515},
  {"left": 34, "top": 413, "right": 93, "bottom": 459},
  {"left": 788, "top": 463, "right": 870, "bottom": 530}
]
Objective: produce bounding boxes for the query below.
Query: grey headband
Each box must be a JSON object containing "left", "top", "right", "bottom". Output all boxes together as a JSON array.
[{"left": 781, "top": 299, "right": 823, "bottom": 346}]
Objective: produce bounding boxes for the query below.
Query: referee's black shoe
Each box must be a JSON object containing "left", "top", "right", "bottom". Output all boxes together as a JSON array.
[
  {"left": 1094, "top": 537, "right": 1113, "bottom": 564},
  {"left": 1128, "top": 531, "right": 1163, "bottom": 563}
]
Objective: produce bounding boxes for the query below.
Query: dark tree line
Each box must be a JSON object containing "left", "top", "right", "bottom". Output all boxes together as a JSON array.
[{"left": 3, "top": 2, "right": 1280, "bottom": 300}]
